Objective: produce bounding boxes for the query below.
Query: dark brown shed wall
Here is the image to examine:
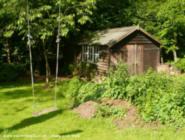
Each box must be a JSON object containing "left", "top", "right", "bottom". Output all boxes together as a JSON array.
[
  {"left": 97, "top": 49, "right": 109, "bottom": 74},
  {"left": 109, "top": 32, "right": 160, "bottom": 74},
  {"left": 142, "top": 44, "right": 160, "bottom": 71}
]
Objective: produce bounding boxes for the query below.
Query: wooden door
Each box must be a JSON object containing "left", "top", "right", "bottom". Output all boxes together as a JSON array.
[{"left": 126, "top": 45, "right": 143, "bottom": 74}]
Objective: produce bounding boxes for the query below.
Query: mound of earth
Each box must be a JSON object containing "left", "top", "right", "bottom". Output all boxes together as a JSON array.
[
  {"left": 101, "top": 99, "right": 142, "bottom": 128},
  {"left": 73, "top": 101, "right": 98, "bottom": 119},
  {"left": 74, "top": 99, "right": 157, "bottom": 128}
]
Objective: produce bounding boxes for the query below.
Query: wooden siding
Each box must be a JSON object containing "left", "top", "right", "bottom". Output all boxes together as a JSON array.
[
  {"left": 125, "top": 45, "right": 144, "bottom": 74},
  {"left": 97, "top": 50, "right": 109, "bottom": 74},
  {"left": 143, "top": 44, "right": 160, "bottom": 71},
  {"left": 109, "top": 32, "right": 160, "bottom": 74},
  {"left": 128, "top": 33, "right": 153, "bottom": 44}
]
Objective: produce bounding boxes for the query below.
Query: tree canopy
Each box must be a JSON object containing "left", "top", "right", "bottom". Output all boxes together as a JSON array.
[{"left": 0, "top": 0, "right": 185, "bottom": 80}]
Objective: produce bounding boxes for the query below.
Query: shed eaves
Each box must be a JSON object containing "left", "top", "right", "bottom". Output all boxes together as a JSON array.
[{"left": 81, "top": 26, "right": 160, "bottom": 47}]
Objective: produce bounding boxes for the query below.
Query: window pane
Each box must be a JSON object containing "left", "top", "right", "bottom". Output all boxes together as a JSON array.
[{"left": 81, "top": 46, "right": 100, "bottom": 63}]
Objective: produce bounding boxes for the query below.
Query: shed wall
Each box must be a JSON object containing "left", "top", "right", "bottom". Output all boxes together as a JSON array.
[
  {"left": 109, "top": 32, "right": 160, "bottom": 74},
  {"left": 97, "top": 49, "right": 109, "bottom": 74}
]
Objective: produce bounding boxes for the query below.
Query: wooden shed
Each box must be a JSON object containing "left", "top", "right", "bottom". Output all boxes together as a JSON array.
[{"left": 79, "top": 26, "right": 160, "bottom": 75}]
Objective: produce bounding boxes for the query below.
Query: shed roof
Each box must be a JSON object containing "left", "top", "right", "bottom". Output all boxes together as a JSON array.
[{"left": 81, "top": 26, "right": 160, "bottom": 47}]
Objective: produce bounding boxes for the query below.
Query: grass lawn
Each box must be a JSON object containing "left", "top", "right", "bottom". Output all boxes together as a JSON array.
[{"left": 0, "top": 81, "right": 185, "bottom": 140}]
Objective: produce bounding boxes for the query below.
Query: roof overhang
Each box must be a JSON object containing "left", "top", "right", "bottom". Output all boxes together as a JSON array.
[{"left": 80, "top": 26, "right": 161, "bottom": 48}]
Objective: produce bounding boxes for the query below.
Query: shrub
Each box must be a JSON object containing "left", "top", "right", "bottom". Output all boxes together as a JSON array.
[
  {"left": 126, "top": 70, "right": 172, "bottom": 104},
  {"left": 79, "top": 62, "right": 97, "bottom": 80},
  {"left": 0, "top": 63, "right": 26, "bottom": 82},
  {"left": 59, "top": 77, "right": 103, "bottom": 107},
  {"left": 60, "top": 64, "right": 185, "bottom": 127},
  {"left": 174, "top": 57, "right": 185, "bottom": 72},
  {"left": 77, "top": 82, "right": 104, "bottom": 104},
  {"left": 126, "top": 71, "right": 185, "bottom": 127},
  {"left": 102, "top": 62, "right": 129, "bottom": 99},
  {"left": 102, "top": 65, "right": 185, "bottom": 127},
  {"left": 59, "top": 77, "right": 83, "bottom": 108}
]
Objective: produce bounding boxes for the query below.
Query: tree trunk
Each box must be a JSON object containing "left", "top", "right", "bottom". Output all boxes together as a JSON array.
[
  {"left": 5, "top": 41, "right": 11, "bottom": 64},
  {"left": 43, "top": 41, "right": 51, "bottom": 85},
  {"left": 173, "top": 50, "right": 178, "bottom": 62},
  {"left": 160, "top": 57, "right": 164, "bottom": 64}
]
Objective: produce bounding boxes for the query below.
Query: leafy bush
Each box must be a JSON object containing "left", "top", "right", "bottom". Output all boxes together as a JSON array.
[
  {"left": 174, "top": 57, "right": 185, "bottom": 72},
  {"left": 96, "top": 105, "right": 126, "bottom": 118},
  {"left": 126, "top": 71, "right": 185, "bottom": 127},
  {"left": 102, "top": 62, "right": 129, "bottom": 99},
  {"left": 77, "top": 82, "right": 103, "bottom": 104},
  {"left": 59, "top": 77, "right": 103, "bottom": 107},
  {"left": 59, "top": 77, "right": 83, "bottom": 108},
  {"left": 126, "top": 70, "right": 172, "bottom": 103},
  {"left": 0, "top": 63, "right": 26, "bottom": 82}
]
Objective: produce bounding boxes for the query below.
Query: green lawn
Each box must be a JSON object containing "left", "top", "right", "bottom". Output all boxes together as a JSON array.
[{"left": 0, "top": 82, "right": 185, "bottom": 140}]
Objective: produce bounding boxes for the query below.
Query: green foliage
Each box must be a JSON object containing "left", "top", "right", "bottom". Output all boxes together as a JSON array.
[
  {"left": 57, "top": 63, "right": 185, "bottom": 127},
  {"left": 77, "top": 82, "right": 103, "bottom": 104},
  {"left": 0, "top": 0, "right": 97, "bottom": 78},
  {"left": 67, "top": 63, "right": 185, "bottom": 127},
  {"left": 96, "top": 105, "right": 125, "bottom": 118},
  {"left": 59, "top": 77, "right": 83, "bottom": 108},
  {"left": 126, "top": 70, "right": 171, "bottom": 103},
  {"left": 103, "top": 62, "right": 129, "bottom": 99},
  {"left": 134, "top": 0, "right": 185, "bottom": 59},
  {"left": 139, "top": 75, "right": 184, "bottom": 127},
  {"left": 79, "top": 62, "right": 97, "bottom": 80},
  {"left": 0, "top": 63, "right": 26, "bottom": 82},
  {"left": 91, "top": 0, "right": 135, "bottom": 29},
  {"left": 125, "top": 71, "right": 185, "bottom": 127},
  {"left": 58, "top": 76, "right": 102, "bottom": 107},
  {"left": 174, "top": 57, "right": 185, "bottom": 72}
]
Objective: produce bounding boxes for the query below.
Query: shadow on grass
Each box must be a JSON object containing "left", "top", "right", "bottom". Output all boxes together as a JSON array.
[
  {"left": 0, "top": 109, "right": 63, "bottom": 133},
  {"left": 59, "top": 129, "right": 83, "bottom": 136},
  {"left": 1, "top": 89, "right": 31, "bottom": 99},
  {"left": 1, "top": 88, "right": 64, "bottom": 100}
]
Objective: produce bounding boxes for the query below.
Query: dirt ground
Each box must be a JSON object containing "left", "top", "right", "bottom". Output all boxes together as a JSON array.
[
  {"left": 73, "top": 101, "right": 98, "bottom": 119},
  {"left": 74, "top": 99, "right": 161, "bottom": 129}
]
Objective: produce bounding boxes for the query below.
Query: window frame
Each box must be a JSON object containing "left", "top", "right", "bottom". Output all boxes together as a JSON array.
[{"left": 81, "top": 45, "right": 100, "bottom": 64}]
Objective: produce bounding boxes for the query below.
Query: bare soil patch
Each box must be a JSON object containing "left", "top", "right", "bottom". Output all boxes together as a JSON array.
[
  {"left": 74, "top": 99, "right": 160, "bottom": 128},
  {"left": 73, "top": 101, "right": 98, "bottom": 119},
  {"left": 101, "top": 99, "right": 142, "bottom": 128}
]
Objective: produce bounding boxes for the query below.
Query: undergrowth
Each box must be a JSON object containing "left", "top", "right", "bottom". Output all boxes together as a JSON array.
[{"left": 59, "top": 63, "right": 185, "bottom": 128}]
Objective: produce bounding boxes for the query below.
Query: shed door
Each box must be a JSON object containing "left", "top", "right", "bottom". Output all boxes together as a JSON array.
[
  {"left": 143, "top": 45, "right": 160, "bottom": 71},
  {"left": 127, "top": 45, "right": 143, "bottom": 74}
]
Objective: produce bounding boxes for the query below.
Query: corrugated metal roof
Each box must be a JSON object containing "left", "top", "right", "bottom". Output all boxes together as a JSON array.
[{"left": 81, "top": 26, "right": 160, "bottom": 47}]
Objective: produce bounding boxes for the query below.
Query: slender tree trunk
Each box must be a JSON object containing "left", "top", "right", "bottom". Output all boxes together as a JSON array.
[
  {"left": 160, "top": 57, "right": 164, "bottom": 64},
  {"left": 173, "top": 50, "right": 178, "bottom": 62},
  {"left": 5, "top": 41, "right": 11, "bottom": 64},
  {"left": 43, "top": 41, "right": 51, "bottom": 85}
]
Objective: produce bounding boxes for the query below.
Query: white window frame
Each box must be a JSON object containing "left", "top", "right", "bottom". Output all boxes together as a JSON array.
[{"left": 82, "top": 45, "right": 100, "bottom": 64}]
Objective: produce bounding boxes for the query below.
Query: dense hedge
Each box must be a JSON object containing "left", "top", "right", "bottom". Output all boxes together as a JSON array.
[
  {"left": 126, "top": 72, "right": 185, "bottom": 127},
  {"left": 0, "top": 63, "right": 26, "bottom": 82}
]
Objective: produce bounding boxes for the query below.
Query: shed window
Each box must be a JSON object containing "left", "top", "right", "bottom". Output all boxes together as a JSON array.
[{"left": 82, "top": 46, "right": 100, "bottom": 63}]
